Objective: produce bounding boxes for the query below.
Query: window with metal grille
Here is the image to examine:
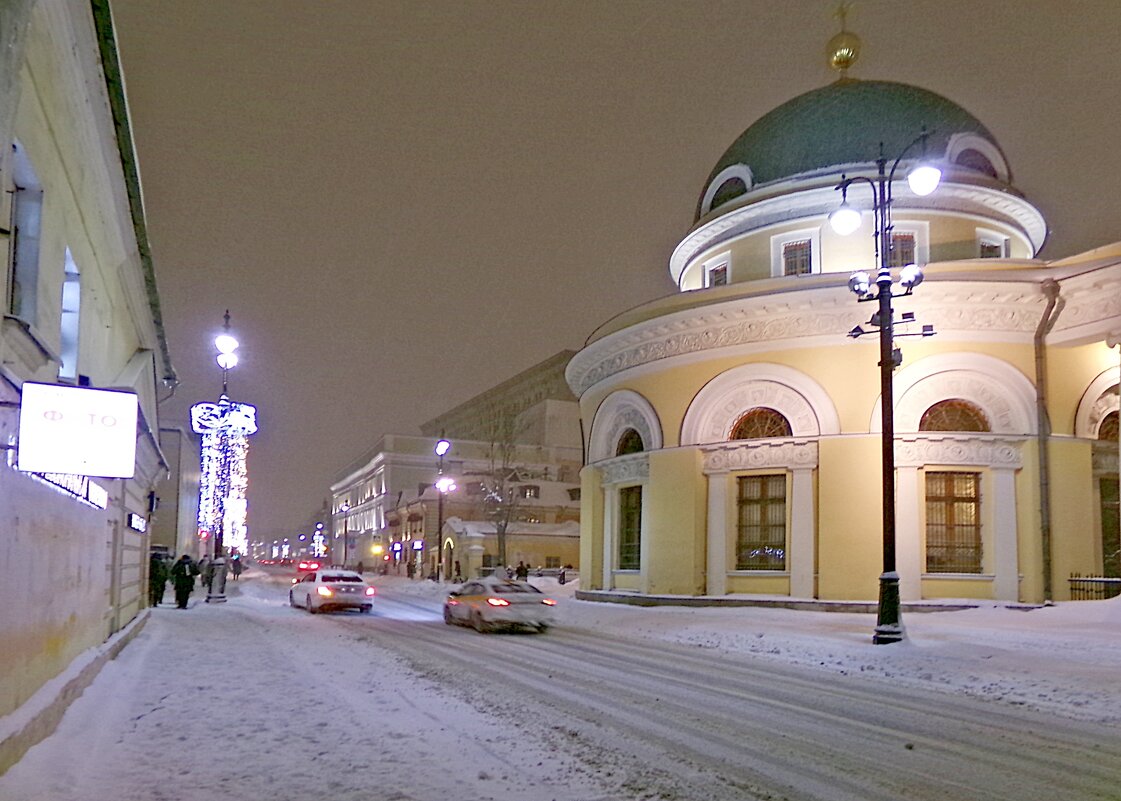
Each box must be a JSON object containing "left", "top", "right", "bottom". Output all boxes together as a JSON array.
[
  {"left": 926, "top": 471, "right": 982, "bottom": 573},
  {"left": 618, "top": 485, "right": 642, "bottom": 570},
  {"left": 736, "top": 475, "right": 786, "bottom": 570},
  {"left": 1099, "top": 410, "right": 1118, "bottom": 442},
  {"left": 1101, "top": 477, "right": 1120, "bottom": 578},
  {"left": 889, "top": 232, "right": 916, "bottom": 268},
  {"left": 919, "top": 399, "right": 991, "bottom": 432},
  {"left": 730, "top": 408, "right": 792, "bottom": 440},
  {"left": 707, "top": 263, "right": 728, "bottom": 286},
  {"left": 782, "top": 239, "right": 812, "bottom": 276},
  {"left": 980, "top": 241, "right": 1005, "bottom": 259},
  {"left": 616, "top": 428, "right": 644, "bottom": 456}
]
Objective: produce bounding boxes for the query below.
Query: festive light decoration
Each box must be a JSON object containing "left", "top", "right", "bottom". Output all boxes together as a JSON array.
[{"left": 192, "top": 395, "right": 258, "bottom": 557}]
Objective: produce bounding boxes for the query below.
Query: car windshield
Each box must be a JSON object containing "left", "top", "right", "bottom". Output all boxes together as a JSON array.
[
  {"left": 492, "top": 583, "right": 541, "bottom": 594},
  {"left": 322, "top": 574, "right": 362, "bottom": 583}
]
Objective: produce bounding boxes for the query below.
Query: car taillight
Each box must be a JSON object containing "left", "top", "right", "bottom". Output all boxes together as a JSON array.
[
  {"left": 298, "top": 562, "right": 309, "bottom": 569},
  {"left": 317, "top": 586, "right": 334, "bottom": 597},
  {"left": 290, "top": 578, "right": 299, "bottom": 584},
  {"left": 486, "top": 598, "right": 510, "bottom": 607},
  {"left": 364, "top": 587, "right": 376, "bottom": 596},
  {"left": 541, "top": 599, "right": 557, "bottom": 606}
]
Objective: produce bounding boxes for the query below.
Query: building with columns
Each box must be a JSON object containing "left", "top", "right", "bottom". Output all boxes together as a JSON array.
[{"left": 568, "top": 38, "right": 1119, "bottom": 605}]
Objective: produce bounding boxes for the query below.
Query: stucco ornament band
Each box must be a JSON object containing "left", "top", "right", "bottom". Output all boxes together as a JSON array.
[
  {"left": 599, "top": 453, "right": 650, "bottom": 485},
  {"left": 701, "top": 439, "right": 818, "bottom": 474},
  {"left": 895, "top": 435, "right": 1025, "bottom": 469}
]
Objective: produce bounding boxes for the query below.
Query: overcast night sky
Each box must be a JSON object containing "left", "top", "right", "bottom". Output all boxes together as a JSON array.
[{"left": 109, "top": 0, "right": 1121, "bottom": 539}]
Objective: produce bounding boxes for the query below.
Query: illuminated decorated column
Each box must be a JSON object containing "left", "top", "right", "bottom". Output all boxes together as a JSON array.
[{"left": 190, "top": 312, "right": 258, "bottom": 603}]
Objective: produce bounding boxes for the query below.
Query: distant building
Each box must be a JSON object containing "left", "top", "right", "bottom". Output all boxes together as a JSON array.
[
  {"left": 150, "top": 427, "right": 201, "bottom": 559},
  {"left": 0, "top": 0, "right": 176, "bottom": 771},
  {"left": 568, "top": 34, "right": 1119, "bottom": 605},
  {"left": 330, "top": 351, "right": 582, "bottom": 577}
]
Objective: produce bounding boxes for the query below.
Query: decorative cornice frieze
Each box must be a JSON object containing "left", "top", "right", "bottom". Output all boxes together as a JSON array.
[
  {"left": 701, "top": 439, "right": 818, "bottom": 474},
  {"left": 598, "top": 454, "right": 650, "bottom": 485},
  {"left": 895, "top": 435, "right": 1025, "bottom": 469}
]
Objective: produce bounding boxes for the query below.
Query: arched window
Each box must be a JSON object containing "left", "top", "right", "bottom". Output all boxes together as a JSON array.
[
  {"left": 730, "top": 408, "right": 792, "bottom": 440},
  {"left": 1100, "top": 410, "right": 1119, "bottom": 442},
  {"left": 615, "top": 428, "right": 644, "bottom": 456},
  {"left": 919, "top": 399, "right": 991, "bottom": 432},
  {"left": 954, "top": 148, "right": 998, "bottom": 179},
  {"left": 710, "top": 177, "right": 748, "bottom": 209}
]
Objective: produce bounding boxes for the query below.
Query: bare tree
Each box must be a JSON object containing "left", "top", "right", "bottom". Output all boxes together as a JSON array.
[{"left": 477, "top": 404, "right": 527, "bottom": 571}]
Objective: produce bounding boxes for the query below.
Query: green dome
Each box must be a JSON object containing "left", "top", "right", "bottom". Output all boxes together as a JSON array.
[{"left": 697, "top": 80, "right": 1002, "bottom": 220}]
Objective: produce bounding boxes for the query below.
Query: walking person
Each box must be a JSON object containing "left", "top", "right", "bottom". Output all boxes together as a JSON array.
[
  {"left": 230, "top": 554, "right": 243, "bottom": 581},
  {"left": 197, "top": 555, "right": 212, "bottom": 591},
  {"left": 515, "top": 561, "right": 528, "bottom": 581},
  {"left": 170, "top": 554, "right": 199, "bottom": 609},
  {"left": 148, "top": 553, "right": 168, "bottom": 607}
]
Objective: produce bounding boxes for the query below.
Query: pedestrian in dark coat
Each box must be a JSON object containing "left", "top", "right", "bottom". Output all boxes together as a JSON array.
[
  {"left": 170, "top": 555, "right": 199, "bottom": 609},
  {"left": 515, "top": 561, "right": 528, "bottom": 581},
  {"left": 149, "top": 554, "right": 168, "bottom": 606}
]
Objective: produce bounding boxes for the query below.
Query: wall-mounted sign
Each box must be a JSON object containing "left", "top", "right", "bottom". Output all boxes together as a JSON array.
[
  {"left": 18, "top": 383, "right": 138, "bottom": 477},
  {"left": 411, "top": 540, "right": 424, "bottom": 551},
  {"left": 128, "top": 512, "right": 148, "bottom": 532}
]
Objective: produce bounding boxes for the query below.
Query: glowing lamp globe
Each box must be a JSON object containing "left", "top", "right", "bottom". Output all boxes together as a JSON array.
[
  {"left": 829, "top": 202, "right": 862, "bottom": 236},
  {"left": 907, "top": 163, "right": 942, "bottom": 197},
  {"left": 214, "top": 334, "right": 239, "bottom": 354},
  {"left": 216, "top": 352, "right": 239, "bottom": 370}
]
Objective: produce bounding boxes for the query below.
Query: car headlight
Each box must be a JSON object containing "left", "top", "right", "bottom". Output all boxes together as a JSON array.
[
  {"left": 541, "top": 599, "right": 557, "bottom": 606},
  {"left": 486, "top": 598, "right": 510, "bottom": 607},
  {"left": 364, "top": 587, "right": 376, "bottom": 596}
]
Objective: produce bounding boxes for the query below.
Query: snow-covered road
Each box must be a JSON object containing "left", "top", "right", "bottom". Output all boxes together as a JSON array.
[{"left": 2, "top": 569, "right": 1119, "bottom": 801}]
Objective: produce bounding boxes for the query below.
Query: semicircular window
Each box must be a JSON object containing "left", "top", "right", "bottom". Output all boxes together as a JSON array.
[
  {"left": 919, "top": 399, "right": 991, "bottom": 432},
  {"left": 615, "top": 428, "right": 645, "bottom": 456},
  {"left": 1099, "top": 410, "right": 1119, "bottom": 443},
  {"left": 730, "top": 408, "right": 792, "bottom": 440},
  {"left": 710, "top": 177, "right": 748, "bottom": 210},
  {"left": 954, "top": 148, "right": 998, "bottom": 179}
]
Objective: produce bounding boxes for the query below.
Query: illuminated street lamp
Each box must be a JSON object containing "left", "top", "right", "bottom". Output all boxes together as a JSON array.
[
  {"left": 831, "top": 133, "right": 939, "bottom": 644},
  {"left": 339, "top": 502, "right": 351, "bottom": 567},
  {"left": 191, "top": 311, "right": 257, "bottom": 604},
  {"left": 433, "top": 438, "right": 456, "bottom": 581}
]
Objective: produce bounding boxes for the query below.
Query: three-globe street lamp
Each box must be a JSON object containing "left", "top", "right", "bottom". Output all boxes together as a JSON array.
[
  {"left": 829, "top": 132, "right": 940, "bottom": 644},
  {"left": 340, "top": 502, "right": 351, "bottom": 568},
  {"left": 432, "top": 438, "right": 456, "bottom": 581}
]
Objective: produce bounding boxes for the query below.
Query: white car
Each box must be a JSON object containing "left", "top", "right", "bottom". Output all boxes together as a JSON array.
[
  {"left": 289, "top": 570, "right": 375, "bottom": 614},
  {"left": 443, "top": 577, "right": 556, "bottom": 632}
]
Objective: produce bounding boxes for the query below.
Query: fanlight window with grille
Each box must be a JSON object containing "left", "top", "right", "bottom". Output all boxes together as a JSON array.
[
  {"left": 1099, "top": 410, "right": 1119, "bottom": 443},
  {"left": 730, "top": 408, "right": 792, "bottom": 440},
  {"left": 919, "top": 399, "right": 991, "bottom": 432},
  {"left": 615, "top": 428, "right": 645, "bottom": 456}
]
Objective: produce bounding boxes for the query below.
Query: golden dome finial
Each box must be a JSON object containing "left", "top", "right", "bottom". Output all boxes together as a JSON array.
[{"left": 827, "top": 2, "right": 861, "bottom": 79}]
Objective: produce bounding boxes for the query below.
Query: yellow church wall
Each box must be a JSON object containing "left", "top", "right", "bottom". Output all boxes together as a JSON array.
[
  {"left": 645, "top": 449, "right": 706, "bottom": 595},
  {"left": 579, "top": 465, "right": 604, "bottom": 590},
  {"left": 726, "top": 574, "right": 791, "bottom": 595},
  {"left": 919, "top": 577, "right": 993, "bottom": 599},
  {"left": 1046, "top": 341, "right": 1119, "bottom": 435},
  {"left": 816, "top": 436, "right": 883, "bottom": 599},
  {"left": 1048, "top": 438, "right": 1097, "bottom": 601}
]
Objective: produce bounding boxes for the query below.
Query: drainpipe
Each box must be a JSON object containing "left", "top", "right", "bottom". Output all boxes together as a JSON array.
[{"left": 1034, "top": 279, "right": 1063, "bottom": 601}]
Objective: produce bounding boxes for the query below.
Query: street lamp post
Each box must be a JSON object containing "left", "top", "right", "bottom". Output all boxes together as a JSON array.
[
  {"left": 830, "top": 133, "right": 940, "bottom": 644},
  {"left": 190, "top": 311, "right": 257, "bottom": 604},
  {"left": 433, "top": 438, "right": 456, "bottom": 581},
  {"left": 340, "top": 502, "right": 350, "bottom": 568}
]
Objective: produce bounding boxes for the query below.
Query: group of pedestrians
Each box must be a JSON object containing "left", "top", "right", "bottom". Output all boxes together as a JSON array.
[{"left": 148, "top": 552, "right": 245, "bottom": 609}]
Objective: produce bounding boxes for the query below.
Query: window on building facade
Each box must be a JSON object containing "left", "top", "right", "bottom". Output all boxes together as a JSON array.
[
  {"left": 520, "top": 485, "right": 540, "bottom": 499},
  {"left": 706, "top": 263, "right": 728, "bottom": 287},
  {"left": 730, "top": 407, "right": 792, "bottom": 440},
  {"left": 616, "top": 428, "right": 644, "bottom": 456},
  {"left": 710, "top": 177, "right": 747, "bottom": 209},
  {"left": 567, "top": 487, "right": 581, "bottom": 501},
  {"left": 618, "top": 485, "right": 642, "bottom": 570},
  {"left": 955, "top": 148, "right": 999, "bottom": 179},
  {"left": 736, "top": 475, "right": 786, "bottom": 570},
  {"left": 919, "top": 399, "right": 991, "bottom": 432},
  {"left": 889, "top": 232, "right": 916, "bottom": 268},
  {"left": 1099, "top": 410, "right": 1119, "bottom": 442},
  {"left": 545, "top": 556, "right": 561, "bottom": 569},
  {"left": 925, "top": 471, "right": 982, "bottom": 573},
  {"left": 782, "top": 239, "right": 812, "bottom": 276}
]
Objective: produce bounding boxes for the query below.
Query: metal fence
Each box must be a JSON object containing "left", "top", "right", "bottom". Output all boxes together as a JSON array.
[{"left": 1068, "top": 573, "right": 1121, "bottom": 600}]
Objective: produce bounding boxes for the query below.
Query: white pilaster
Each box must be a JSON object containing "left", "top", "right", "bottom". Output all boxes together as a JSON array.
[
  {"left": 706, "top": 475, "right": 727, "bottom": 596},
  {"left": 788, "top": 467, "right": 815, "bottom": 599},
  {"left": 991, "top": 467, "right": 1020, "bottom": 601},
  {"left": 895, "top": 466, "right": 923, "bottom": 601},
  {"left": 601, "top": 485, "right": 617, "bottom": 590}
]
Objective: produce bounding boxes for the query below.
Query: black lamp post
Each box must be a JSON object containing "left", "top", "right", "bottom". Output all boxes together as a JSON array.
[
  {"left": 433, "top": 438, "right": 455, "bottom": 581},
  {"left": 830, "top": 133, "right": 940, "bottom": 644}
]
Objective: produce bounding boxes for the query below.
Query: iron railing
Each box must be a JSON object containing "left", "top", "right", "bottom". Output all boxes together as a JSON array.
[{"left": 1068, "top": 573, "right": 1121, "bottom": 600}]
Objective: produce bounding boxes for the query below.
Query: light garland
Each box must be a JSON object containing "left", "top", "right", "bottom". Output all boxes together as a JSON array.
[{"left": 191, "top": 395, "right": 258, "bottom": 556}]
